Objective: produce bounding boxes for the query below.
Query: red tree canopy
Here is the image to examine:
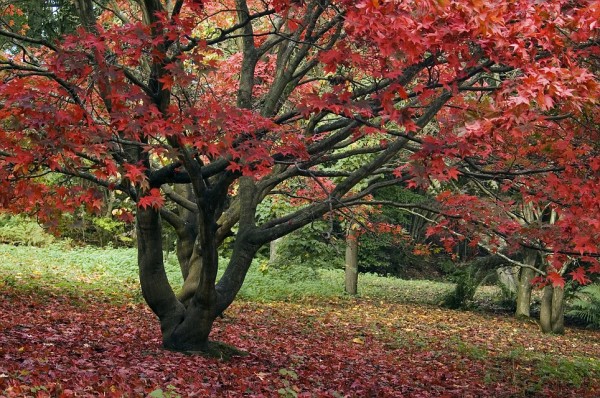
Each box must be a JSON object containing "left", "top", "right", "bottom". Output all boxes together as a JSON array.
[{"left": 0, "top": 0, "right": 598, "bottom": 285}]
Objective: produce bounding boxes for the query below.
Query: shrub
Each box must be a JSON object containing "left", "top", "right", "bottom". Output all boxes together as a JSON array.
[
  {"left": 0, "top": 215, "right": 55, "bottom": 247},
  {"left": 443, "top": 265, "right": 483, "bottom": 310},
  {"left": 58, "top": 213, "right": 134, "bottom": 247},
  {"left": 270, "top": 220, "right": 344, "bottom": 271}
]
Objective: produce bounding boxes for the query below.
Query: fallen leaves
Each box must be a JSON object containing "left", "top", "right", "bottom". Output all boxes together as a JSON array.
[{"left": 0, "top": 288, "right": 599, "bottom": 397}]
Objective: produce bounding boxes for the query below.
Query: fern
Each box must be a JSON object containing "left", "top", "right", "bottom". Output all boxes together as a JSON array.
[
  {"left": 0, "top": 215, "right": 54, "bottom": 247},
  {"left": 567, "top": 284, "right": 600, "bottom": 329}
]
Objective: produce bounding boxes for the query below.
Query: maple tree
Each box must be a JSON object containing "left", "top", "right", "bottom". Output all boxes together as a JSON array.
[{"left": 1, "top": 0, "right": 599, "bottom": 352}]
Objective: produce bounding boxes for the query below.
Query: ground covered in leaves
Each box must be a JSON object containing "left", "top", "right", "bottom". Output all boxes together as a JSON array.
[{"left": 1, "top": 286, "right": 599, "bottom": 397}]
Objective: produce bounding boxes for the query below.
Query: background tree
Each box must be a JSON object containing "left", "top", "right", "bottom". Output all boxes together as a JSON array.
[
  {"left": 1, "top": 0, "right": 598, "bottom": 353},
  {"left": 0, "top": 0, "right": 80, "bottom": 49}
]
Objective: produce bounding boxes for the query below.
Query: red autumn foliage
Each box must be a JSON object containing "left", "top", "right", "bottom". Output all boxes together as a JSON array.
[{"left": 0, "top": 0, "right": 598, "bottom": 352}]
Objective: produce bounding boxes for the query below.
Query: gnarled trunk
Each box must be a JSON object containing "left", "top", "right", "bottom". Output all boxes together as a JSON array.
[
  {"left": 137, "top": 201, "right": 259, "bottom": 353},
  {"left": 539, "top": 285, "right": 565, "bottom": 334},
  {"left": 136, "top": 207, "right": 218, "bottom": 352}
]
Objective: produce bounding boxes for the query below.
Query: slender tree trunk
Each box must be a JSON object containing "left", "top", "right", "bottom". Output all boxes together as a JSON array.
[
  {"left": 539, "top": 285, "right": 553, "bottom": 333},
  {"left": 104, "top": 190, "right": 116, "bottom": 217},
  {"left": 515, "top": 250, "right": 537, "bottom": 318},
  {"left": 269, "top": 238, "right": 281, "bottom": 264},
  {"left": 516, "top": 267, "right": 535, "bottom": 318},
  {"left": 539, "top": 285, "right": 565, "bottom": 334},
  {"left": 345, "top": 225, "right": 358, "bottom": 295},
  {"left": 551, "top": 286, "right": 565, "bottom": 334}
]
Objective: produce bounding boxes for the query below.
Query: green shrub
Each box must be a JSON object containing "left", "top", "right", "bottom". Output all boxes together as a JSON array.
[
  {"left": 443, "top": 266, "right": 480, "bottom": 309},
  {"left": 270, "top": 221, "right": 344, "bottom": 271},
  {"left": 567, "top": 284, "right": 600, "bottom": 329},
  {"left": 58, "top": 213, "right": 134, "bottom": 247},
  {"left": 0, "top": 215, "right": 55, "bottom": 247}
]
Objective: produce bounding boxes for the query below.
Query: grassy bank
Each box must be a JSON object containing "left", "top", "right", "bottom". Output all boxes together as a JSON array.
[{"left": 0, "top": 243, "right": 457, "bottom": 305}]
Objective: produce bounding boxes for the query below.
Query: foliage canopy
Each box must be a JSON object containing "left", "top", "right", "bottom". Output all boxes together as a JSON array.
[{"left": 0, "top": 0, "right": 598, "bottom": 351}]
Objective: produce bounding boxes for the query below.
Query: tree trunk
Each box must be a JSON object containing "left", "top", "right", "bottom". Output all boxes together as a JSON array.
[
  {"left": 269, "top": 238, "right": 281, "bottom": 264},
  {"left": 515, "top": 250, "right": 537, "bottom": 318},
  {"left": 497, "top": 266, "right": 519, "bottom": 293},
  {"left": 174, "top": 184, "right": 198, "bottom": 281},
  {"left": 539, "top": 285, "right": 565, "bottom": 334},
  {"left": 551, "top": 286, "right": 565, "bottom": 334},
  {"left": 137, "top": 206, "right": 222, "bottom": 352},
  {"left": 516, "top": 267, "right": 535, "bottom": 318},
  {"left": 345, "top": 225, "right": 358, "bottom": 295},
  {"left": 539, "top": 285, "right": 553, "bottom": 333}
]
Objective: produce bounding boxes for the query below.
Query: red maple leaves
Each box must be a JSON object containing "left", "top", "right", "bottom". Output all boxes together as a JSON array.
[
  {"left": 138, "top": 188, "right": 165, "bottom": 210},
  {"left": 0, "top": 0, "right": 598, "bottom": 286}
]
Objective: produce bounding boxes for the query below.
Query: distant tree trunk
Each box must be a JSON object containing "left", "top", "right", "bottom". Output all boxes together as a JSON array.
[
  {"left": 515, "top": 249, "right": 537, "bottom": 318},
  {"left": 540, "top": 285, "right": 565, "bottom": 334},
  {"left": 104, "top": 190, "right": 116, "bottom": 217},
  {"left": 497, "top": 266, "right": 518, "bottom": 293},
  {"left": 345, "top": 225, "right": 358, "bottom": 295},
  {"left": 269, "top": 238, "right": 281, "bottom": 264}
]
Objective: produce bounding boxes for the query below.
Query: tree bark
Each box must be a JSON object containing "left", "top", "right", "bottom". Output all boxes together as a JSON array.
[
  {"left": 137, "top": 207, "right": 185, "bottom": 344},
  {"left": 539, "top": 285, "right": 565, "bottom": 334},
  {"left": 515, "top": 250, "right": 537, "bottom": 318},
  {"left": 173, "top": 184, "right": 198, "bottom": 280},
  {"left": 497, "top": 266, "right": 518, "bottom": 293},
  {"left": 138, "top": 206, "right": 223, "bottom": 352},
  {"left": 551, "top": 286, "right": 565, "bottom": 334},
  {"left": 539, "top": 285, "right": 553, "bottom": 333},
  {"left": 345, "top": 225, "right": 358, "bottom": 295},
  {"left": 269, "top": 238, "right": 281, "bottom": 264},
  {"left": 515, "top": 267, "right": 535, "bottom": 318}
]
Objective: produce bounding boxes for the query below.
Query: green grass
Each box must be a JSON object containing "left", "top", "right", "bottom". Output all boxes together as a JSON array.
[
  {"left": 0, "top": 243, "right": 180, "bottom": 301},
  {"left": 0, "top": 243, "right": 457, "bottom": 305}
]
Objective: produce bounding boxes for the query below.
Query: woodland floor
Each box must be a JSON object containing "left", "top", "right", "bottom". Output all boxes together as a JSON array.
[{"left": 1, "top": 284, "right": 600, "bottom": 397}]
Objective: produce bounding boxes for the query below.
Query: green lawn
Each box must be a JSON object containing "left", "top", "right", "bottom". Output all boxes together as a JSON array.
[{"left": 0, "top": 242, "right": 459, "bottom": 305}]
